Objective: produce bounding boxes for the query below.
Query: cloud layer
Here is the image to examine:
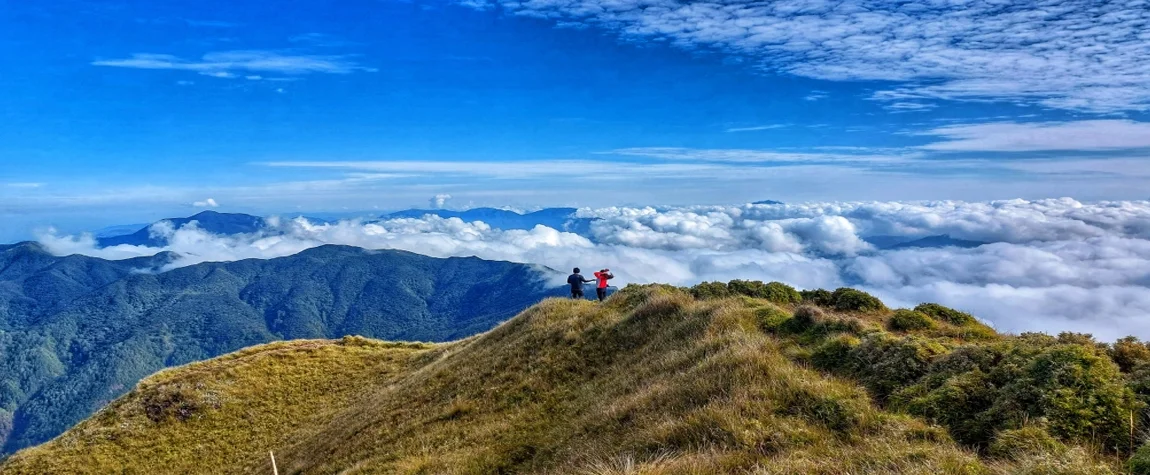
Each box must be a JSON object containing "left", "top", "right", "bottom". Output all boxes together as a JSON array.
[
  {"left": 40, "top": 198, "right": 1150, "bottom": 341},
  {"left": 461, "top": 0, "right": 1150, "bottom": 112}
]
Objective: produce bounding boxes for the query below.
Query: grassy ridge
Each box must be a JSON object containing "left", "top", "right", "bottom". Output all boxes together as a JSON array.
[{"left": 2, "top": 284, "right": 1136, "bottom": 473}]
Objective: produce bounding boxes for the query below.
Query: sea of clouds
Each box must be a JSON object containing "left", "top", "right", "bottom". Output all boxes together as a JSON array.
[{"left": 39, "top": 198, "right": 1150, "bottom": 341}]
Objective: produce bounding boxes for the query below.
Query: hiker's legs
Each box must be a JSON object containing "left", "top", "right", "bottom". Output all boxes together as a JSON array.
[
  {"left": 572, "top": 288, "right": 584, "bottom": 299},
  {"left": 596, "top": 287, "right": 606, "bottom": 301}
]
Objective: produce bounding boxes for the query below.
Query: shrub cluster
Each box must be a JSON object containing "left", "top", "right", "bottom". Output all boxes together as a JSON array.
[
  {"left": 689, "top": 280, "right": 801, "bottom": 305},
  {"left": 887, "top": 309, "right": 936, "bottom": 332},
  {"left": 829, "top": 288, "right": 887, "bottom": 313},
  {"left": 914, "top": 303, "right": 976, "bottom": 326},
  {"left": 798, "top": 288, "right": 833, "bottom": 306}
]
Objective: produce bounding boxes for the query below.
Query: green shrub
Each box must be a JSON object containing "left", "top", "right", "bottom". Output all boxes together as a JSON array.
[
  {"left": 1131, "top": 441, "right": 1150, "bottom": 474},
  {"left": 913, "top": 303, "right": 976, "bottom": 326},
  {"left": 799, "top": 289, "right": 834, "bottom": 306},
  {"left": 888, "top": 309, "right": 936, "bottom": 332},
  {"left": 1110, "top": 336, "right": 1150, "bottom": 373},
  {"left": 782, "top": 305, "right": 825, "bottom": 333},
  {"left": 762, "top": 282, "right": 802, "bottom": 305},
  {"left": 988, "top": 426, "right": 1067, "bottom": 460},
  {"left": 830, "top": 288, "right": 887, "bottom": 313},
  {"left": 845, "top": 333, "right": 948, "bottom": 401},
  {"left": 811, "top": 334, "right": 860, "bottom": 371},
  {"left": 724, "top": 280, "right": 801, "bottom": 304},
  {"left": 755, "top": 305, "right": 791, "bottom": 331},
  {"left": 1018, "top": 344, "right": 1137, "bottom": 447},
  {"left": 727, "top": 280, "right": 767, "bottom": 298},
  {"left": 689, "top": 281, "right": 730, "bottom": 300}
]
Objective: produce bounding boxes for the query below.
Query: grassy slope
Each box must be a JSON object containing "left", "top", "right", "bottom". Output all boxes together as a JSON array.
[{"left": 1, "top": 285, "right": 1116, "bottom": 474}]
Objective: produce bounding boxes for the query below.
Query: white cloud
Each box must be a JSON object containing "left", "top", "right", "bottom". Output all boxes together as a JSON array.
[
  {"left": 885, "top": 102, "right": 937, "bottom": 113},
  {"left": 92, "top": 50, "right": 376, "bottom": 77},
  {"left": 4, "top": 183, "right": 43, "bottom": 189},
  {"left": 920, "top": 120, "right": 1150, "bottom": 152},
  {"left": 192, "top": 198, "right": 219, "bottom": 208},
  {"left": 603, "top": 147, "right": 916, "bottom": 163},
  {"left": 459, "top": 0, "right": 1150, "bottom": 113},
  {"left": 725, "top": 124, "right": 788, "bottom": 133},
  {"left": 39, "top": 198, "right": 1150, "bottom": 341},
  {"left": 804, "top": 90, "right": 828, "bottom": 101},
  {"left": 430, "top": 194, "right": 452, "bottom": 208}
]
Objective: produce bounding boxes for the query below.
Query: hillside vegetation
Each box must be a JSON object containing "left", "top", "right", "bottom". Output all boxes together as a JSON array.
[
  {"left": 8, "top": 282, "right": 1149, "bottom": 473},
  {"left": 0, "top": 243, "right": 562, "bottom": 454}
]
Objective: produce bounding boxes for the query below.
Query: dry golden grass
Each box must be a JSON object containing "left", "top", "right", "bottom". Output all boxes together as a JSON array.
[{"left": 0, "top": 285, "right": 1117, "bottom": 474}]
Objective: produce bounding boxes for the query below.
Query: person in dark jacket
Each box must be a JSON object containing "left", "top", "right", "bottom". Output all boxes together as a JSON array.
[
  {"left": 567, "top": 267, "right": 594, "bottom": 299},
  {"left": 593, "top": 268, "right": 614, "bottom": 301}
]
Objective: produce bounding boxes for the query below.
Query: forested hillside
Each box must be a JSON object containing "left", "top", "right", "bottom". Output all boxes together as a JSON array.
[{"left": 0, "top": 243, "right": 562, "bottom": 454}]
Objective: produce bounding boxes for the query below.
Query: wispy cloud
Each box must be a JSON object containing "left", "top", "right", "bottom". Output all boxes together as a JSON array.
[
  {"left": 603, "top": 147, "right": 917, "bottom": 164},
  {"left": 4, "top": 182, "right": 43, "bottom": 189},
  {"left": 725, "top": 124, "right": 788, "bottom": 133},
  {"left": 885, "top": 102, "right": 937, "bottom": 113},
  {"left": 804, "top": 90, "right": 828, "bottom": 101},
  {"left": 460, "top": 0, "right": 1150, "bottom": 113},
  {"left": 92, "top": 50, "right": 377, "bottom": 77},
  {"left": 920, "top": 120, "right": 1150, "bottom": 152}
]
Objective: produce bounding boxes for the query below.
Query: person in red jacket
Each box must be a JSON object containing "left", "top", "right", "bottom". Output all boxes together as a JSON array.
[{"left": 593, "top": 268, "right": 614, "bottom": 301}]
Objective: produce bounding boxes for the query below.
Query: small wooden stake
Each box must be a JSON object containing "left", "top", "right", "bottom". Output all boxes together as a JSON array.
[{"left": 270, "top": 450, "right": 279, "bottom": 475}]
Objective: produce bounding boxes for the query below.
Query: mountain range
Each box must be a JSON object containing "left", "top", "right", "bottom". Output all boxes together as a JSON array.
[
  {"left": 93, "top": 209, "right": 986, "bottom": 251},
  {"left": 0, "top": 242, "right": 568, "bottom": 455}
]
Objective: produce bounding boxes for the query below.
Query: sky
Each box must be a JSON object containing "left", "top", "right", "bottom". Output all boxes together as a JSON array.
[
  {"left": 2, "top": 0, "right": 1150, "bottom": 240},
  {"left": 4, "top": 0, "right": 1150, "bottom": 338}
]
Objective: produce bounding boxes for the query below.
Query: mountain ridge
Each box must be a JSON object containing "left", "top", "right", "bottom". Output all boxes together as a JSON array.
[{"left": 4, "top": 283, "right": 1140, "bottom": 473}]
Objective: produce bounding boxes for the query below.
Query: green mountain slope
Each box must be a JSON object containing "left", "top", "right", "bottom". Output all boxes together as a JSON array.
[
  {"left": 6, "top": 284, "right": 1140, "bottom": 474},
  {"left": 0, "top": 244, "right": 562, "bottom": 455}
]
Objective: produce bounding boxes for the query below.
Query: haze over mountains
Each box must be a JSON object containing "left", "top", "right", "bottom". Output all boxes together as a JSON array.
[{"left": 0, "top": 242, "right": 568, "bottom": 455}]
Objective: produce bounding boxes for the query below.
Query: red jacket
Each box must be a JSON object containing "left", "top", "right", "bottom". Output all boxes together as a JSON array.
[{"left": 593, "top": 271, "right": 612, "bottom": 289}]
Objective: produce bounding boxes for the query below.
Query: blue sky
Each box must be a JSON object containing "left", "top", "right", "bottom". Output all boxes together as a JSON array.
[{"left": 2, "top": 0, "right": 1150, "bottom": 241}]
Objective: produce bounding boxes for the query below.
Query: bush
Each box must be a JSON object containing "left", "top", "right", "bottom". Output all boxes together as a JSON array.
[
  {"left": 755, "top": 305, "right": 791, "bottom": 331},
  {"left": 782, "top": 305, "right": 826, "bottom": 333},
  {"left": 762, "top": 282, "right": 802, "bottom": 305},
  {"left": 888, "top": 309, "right": 936, "bottom": 332},
  {"left": 1110, "top": 336, "right": 1150, "bottom": 373},
  {"left": 845, "top": 333, "right": 948, "bottom": 401},
  {"left": 689, "top": 281, "right": 730, "bottom": 300},
  {"left": 727, "top": 280, "right": 767, "bottom": 298},
  {"left": 988, "top": 426, "right": 1067, "bottom": 460},
  {"left": 830, "top": 288, "right": 887, "bottom": 313},
  {"left": 725, "top": 280, "right": 801, "bottom": 304},
  {"left": 913, "top": 303, "right": 976, "bottom": 326},
  {"left": 811, "top": 334, "right": 860, "bottom": 371},
  {"left": 799, "top": 289, "right": 833, "bottom": 306},
  {"left": 1131, "top": 441, "right": 1150, "bottom": 474}
]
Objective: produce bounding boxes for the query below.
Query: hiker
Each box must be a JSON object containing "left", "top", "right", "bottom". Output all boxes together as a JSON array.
[
  {"left": 593, "top": 268, "right": 614, "bottom": 301},
  {"left": 567, "top": 267, "right": 594, "bottom": 299}
]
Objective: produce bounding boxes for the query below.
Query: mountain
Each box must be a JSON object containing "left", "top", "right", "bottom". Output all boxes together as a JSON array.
[
  {"left": 96, "top": 211, "right": 267, "bottom": 248},
  {"left": 891, "top": 234, "right": 985, "bottom": 250},
  {"left": 384, "top": 207, "right": 597, "bottom": 235},
  {"left": 4, "top": 283, "right": 1141, "bottom": 473},
  {"left": 91, "top": 223, "right": 149, "bottom": 239},
  {"left": 752, "top": 199, "right": 784, "bottom": 205},
  {"left": 0, "top": 244, "right": 566, "bottom": 455},
  {"left": 866, "top": 234, "right": 986, "bottom": 250}
]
